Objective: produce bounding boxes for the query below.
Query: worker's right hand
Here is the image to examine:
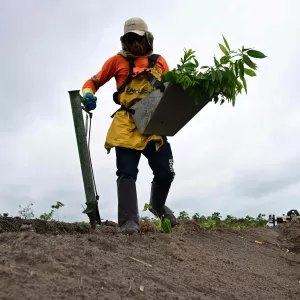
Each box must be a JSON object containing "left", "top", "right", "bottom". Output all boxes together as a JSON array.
[{"left": 82, "top": 92, "right": 97, "bottom": 111}]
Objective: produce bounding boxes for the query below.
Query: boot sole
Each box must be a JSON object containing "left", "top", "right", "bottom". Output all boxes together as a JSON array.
[{"left": 120, "top": 228, "right": 140, "bottom": 235}]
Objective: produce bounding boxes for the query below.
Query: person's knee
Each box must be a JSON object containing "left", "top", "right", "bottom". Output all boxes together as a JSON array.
[
  {"left": 115, "top": 147, "right": 139, "bottom": 181},
  {"left": 117, "top": 168, "right": 138, "bottom": 181},
  {"left": 154, "top": 158, "right": 175, "bottom": 185},
  {"left": 116, "top": 155, "right": 139, "bottom": 181}
]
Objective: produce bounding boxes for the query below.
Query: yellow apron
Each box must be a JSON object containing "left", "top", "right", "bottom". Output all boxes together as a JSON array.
[{"left": 104, "top": 66, "right": 164, "bottom": 153}]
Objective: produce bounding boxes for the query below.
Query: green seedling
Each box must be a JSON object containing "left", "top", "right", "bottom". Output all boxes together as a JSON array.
[
  {"left": 178, "top": 210, "right": 190, "bottom": 221},
  {"left": 143, "top": 203, "right": 172, "bottom": 233},
  {"left": 40, "top": 201, "right": 65, "bottom": 221},
  {"left": 18, "top": 203, "right": 35, "bottom": 219},
  {"left": 203, "top": 219, "right": 217, "bottom": 230},
  {"left": 162, "top": 35, "right": 267, "bottom": 106}
]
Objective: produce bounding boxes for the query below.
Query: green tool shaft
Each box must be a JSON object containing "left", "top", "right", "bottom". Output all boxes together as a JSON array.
[{"left": 68, "top": 90, "right": 98, "bottom": 227}]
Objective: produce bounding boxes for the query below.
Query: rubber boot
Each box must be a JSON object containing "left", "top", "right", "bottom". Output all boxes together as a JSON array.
[
  {"left": 117, "top": 175, "right": 140, "bottom": 234},
  {"left": 149, "top": 182, "right": 178, "bottom": 227}
]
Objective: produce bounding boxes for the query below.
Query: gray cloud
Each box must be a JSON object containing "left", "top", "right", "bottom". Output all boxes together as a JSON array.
[{"left": 233, "top": 158, "right": 300, "bottom": 198}]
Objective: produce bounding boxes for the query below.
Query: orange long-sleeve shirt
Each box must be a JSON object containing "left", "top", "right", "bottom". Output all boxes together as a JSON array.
[{"left": 82, "top": 54, "right": 169, "bottom": 96}]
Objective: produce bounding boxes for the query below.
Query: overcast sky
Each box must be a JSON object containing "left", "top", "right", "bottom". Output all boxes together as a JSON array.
[{"left": 1, "top": 0, "right": 299, "bottom": 222}]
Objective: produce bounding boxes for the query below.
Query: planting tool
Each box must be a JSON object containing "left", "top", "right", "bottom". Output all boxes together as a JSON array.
[{"left": 68, "top": 90, "right": 101, "bottom": 229}]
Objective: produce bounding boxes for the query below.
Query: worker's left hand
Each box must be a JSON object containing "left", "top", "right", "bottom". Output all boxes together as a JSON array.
[{"left": 82, "top": 92, "right": 97, "bottom": 111}]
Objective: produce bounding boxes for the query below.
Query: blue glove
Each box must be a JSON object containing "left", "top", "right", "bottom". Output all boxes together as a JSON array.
[{"left": 82, "top": 92, "right": 97, "bottom": 111}]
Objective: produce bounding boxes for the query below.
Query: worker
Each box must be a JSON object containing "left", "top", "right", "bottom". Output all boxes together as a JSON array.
[
  {"left": 81, "top": 17, "right": 177, "bottom": 234},
  {"left": 272, "top": 214, "right": 276, "bottom": 227}
]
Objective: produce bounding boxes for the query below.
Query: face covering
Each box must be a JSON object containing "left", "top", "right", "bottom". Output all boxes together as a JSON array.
[{"left": 118, "top": 31, "right": 154, "bottom": 59}]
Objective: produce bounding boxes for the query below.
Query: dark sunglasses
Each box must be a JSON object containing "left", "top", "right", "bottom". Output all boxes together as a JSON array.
[{"left": 124, "top": 33, "right": 145, "bottom": 44}]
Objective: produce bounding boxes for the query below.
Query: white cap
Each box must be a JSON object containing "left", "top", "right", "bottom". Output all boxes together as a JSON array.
[{"left": 123, "top": 17, "right": 148, "bottom": 36}]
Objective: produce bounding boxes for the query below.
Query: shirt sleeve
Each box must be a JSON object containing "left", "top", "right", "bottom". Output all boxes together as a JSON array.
[
  {"left": 157, "top": 55, "right": 170, "bottom": 72},
  {"left": 82, "top": 55, "right": 118, "bottom": 96}
]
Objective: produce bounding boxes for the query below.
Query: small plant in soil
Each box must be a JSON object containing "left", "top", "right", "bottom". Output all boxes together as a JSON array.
[
  {"left": 162, "top": 36, "right": 267, "bottom": 106},
  {"left": 203, "top": 219, "right": 217, "bottom": 230},
  {"left": 40, "top": 201, "right": 65, "bottom": 221},
  {"left": 143, "top": 203, "right": 172, "bottom": 233},
  {"left": 18, "top": 203, "right": 35, "bottom": 219},
  {"left": 178, "top": 211, "right": 190, "bottom": 221}
]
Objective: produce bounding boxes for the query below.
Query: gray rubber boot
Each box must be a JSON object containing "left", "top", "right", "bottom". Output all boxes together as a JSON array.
[
  {"left": 149, "top": 182, "right": 178, "bottom": 227},
  {"left": 117, "top": 175, "right": 140, "bottom": 234}
]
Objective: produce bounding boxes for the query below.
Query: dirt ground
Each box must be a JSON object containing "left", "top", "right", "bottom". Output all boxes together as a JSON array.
[{"left": 0, "top": 217, "right": 300, "bottom": 300}]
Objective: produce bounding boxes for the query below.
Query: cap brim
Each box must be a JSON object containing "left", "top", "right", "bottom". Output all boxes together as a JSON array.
[{"left": 125, "top": 29, "right": 145, "bottom": 36}]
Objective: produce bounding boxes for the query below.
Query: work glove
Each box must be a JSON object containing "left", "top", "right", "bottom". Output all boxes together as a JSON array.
[{"left": 82, "top": 92, "right": 97, "bottom": 111}]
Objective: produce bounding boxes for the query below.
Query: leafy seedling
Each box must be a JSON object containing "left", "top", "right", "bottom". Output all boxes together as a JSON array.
[
  {"left": 162, "top": 35, "right": 267, "bottom": 106},
  {"left": 143, "top": 203, "right": 172, "bottom": 233},
  {"left": 40, "top": 201, "right": 65, "bottom": 221},
  {"left": 18, "top": 203, "right": 35, "bottom": 219}
]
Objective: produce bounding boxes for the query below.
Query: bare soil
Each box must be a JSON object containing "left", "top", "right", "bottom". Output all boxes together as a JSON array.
[{"left": 0, "top": 217, "right": 300, "bottom": 300}]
